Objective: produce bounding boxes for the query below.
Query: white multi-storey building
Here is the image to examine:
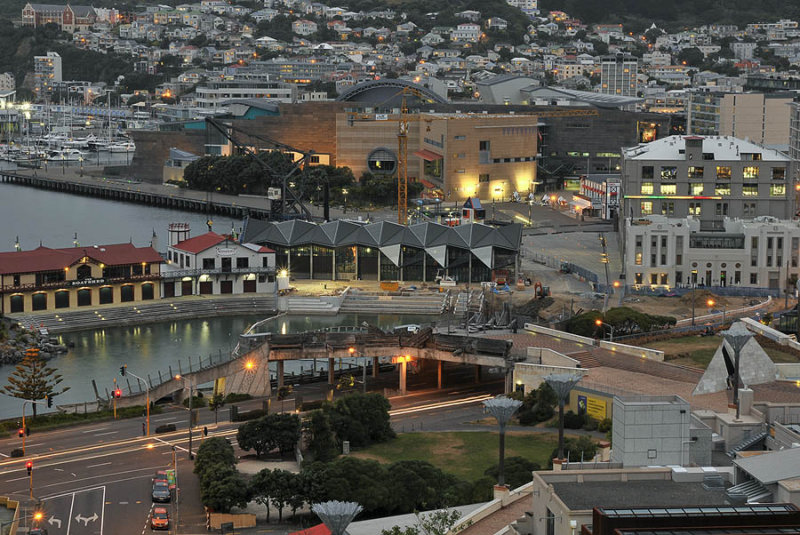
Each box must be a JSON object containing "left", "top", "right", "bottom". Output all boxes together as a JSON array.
[
  {"left": 624, "top": 215, "right": 800, "bottom": 291},
  {"left": 600, "top": 53, "right": 637, "bottom": 97},
  {"left": 450, "top": 23, "right": 481, "bottom": 43},
  {"left": 34, "top": 51, "right": 62, "bottom": 100}
]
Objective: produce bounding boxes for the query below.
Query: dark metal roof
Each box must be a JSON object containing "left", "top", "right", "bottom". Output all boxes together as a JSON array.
[{"left": 336, "top": 79, "right": 448, "bottom": 105}]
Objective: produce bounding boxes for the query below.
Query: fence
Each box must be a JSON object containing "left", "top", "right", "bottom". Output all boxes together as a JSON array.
[{"left": 626, "top": 285, "right": 784, "bottom": 298}]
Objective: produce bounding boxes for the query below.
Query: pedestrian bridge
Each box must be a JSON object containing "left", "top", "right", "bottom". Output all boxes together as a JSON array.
[{"left": 99, "top": 327, "right": 514, "bottom": 410}]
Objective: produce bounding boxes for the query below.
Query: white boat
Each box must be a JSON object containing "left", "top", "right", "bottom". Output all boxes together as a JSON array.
[
  {"left": 47, "top": 148, "right": 85, "bottom": 161},
  {"left": 109, "top": 141, "right": 135, "bottom": 153}
]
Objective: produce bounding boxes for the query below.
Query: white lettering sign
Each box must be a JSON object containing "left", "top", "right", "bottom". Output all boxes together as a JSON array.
[{"left": 216, "top": 248, "right": 236, "bottom": 257}]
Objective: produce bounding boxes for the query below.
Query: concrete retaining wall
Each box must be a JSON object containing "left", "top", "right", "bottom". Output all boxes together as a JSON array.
[
  {"left": 776, "top": 363, "right": 800, "bottom": 379},
  {"left": 526, "top": 347, "right": 580, "bottom": 367},
  {"left": 598, "top": 340, "right": 665, "bottom": 361},
  {"left": 524, "top": 323, "right": 596, "bottom": 345}
]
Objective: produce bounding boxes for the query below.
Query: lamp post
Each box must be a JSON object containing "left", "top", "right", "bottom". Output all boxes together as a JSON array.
[
  {"left": 312, "top": 501, "right": 363, "bottom": 535},
  {"left": 594, "top": 319, "right": 615, "bottom": 342},
  {"left": 483, "top": 396, "right": 523, "bottom": 487},
  {"left": 125, "top": 368, "right": 150, "bottom": 436},
  {"left": 545, "top": 373, "right": 583, "bottom": 461},
  {"left": 175, "top": 374, "right": 196, "bottom": 460},
  {"left": 722, "top": 323, "right": 754, "bottom": 420}
]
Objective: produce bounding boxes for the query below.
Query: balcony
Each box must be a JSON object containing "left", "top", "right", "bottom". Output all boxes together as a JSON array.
[{"left": 1, "top": 273, "right": 162, "bottom": 294}]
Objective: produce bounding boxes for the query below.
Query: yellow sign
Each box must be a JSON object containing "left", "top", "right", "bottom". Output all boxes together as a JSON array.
[{"left": 586, "top": 397, "right": 606, "bottom": 420}]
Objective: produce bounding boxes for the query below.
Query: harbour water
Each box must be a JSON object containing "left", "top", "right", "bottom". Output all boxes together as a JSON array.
[{"left": 0, "top": 312, "right": 435, "bottom": 419}]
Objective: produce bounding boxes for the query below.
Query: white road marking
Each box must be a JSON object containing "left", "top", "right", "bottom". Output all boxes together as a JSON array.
[
  {"left": 119, "top": 501, "right": 128, "bottom": 505},
  {"left": 5, "top": 476, "right": 28, "bottom": 482},
  {"left": 100, "top": 485, "right": 106, "bottom": 535},
  {"left": 66, "top": 488, "right": 76, "bottom": 535},
  {"left": 94, "top": 431, "right": 118, "bottom": 437},
  {"left": 87, "top": 462, "right": 112, "bottom": 468},
  {"left": 82, "top": 427, "right": 110, "bottom": 433},
  {"left": 151, "top": 416, "right": 179, "bottom": 422},
  {"left": 54, "top": 468, "right": 64, "bottom": 472},
  {"left": 0, "top": 452, "right": 8, "bottom": 458}
]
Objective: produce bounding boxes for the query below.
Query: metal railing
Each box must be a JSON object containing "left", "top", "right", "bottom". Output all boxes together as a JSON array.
[{"left": 161, "top": 266, "right": 275, "bottom": 279}]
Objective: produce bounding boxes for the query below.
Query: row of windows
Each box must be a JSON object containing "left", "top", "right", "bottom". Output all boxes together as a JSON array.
[
  {"left": 640, "top": 201, "right": 764, "bottom": 216},
  {"left": 640, "top": 182, "right": 785, "bottom": 196},
  {"left": 641, "top": 165, "right": 785, "bottom": 180},
  {"left": 169, "top": 251, "right": 266, "bottom": 270},
  {"left": 633, "top": 235, "right": 793, "bottom": 268},
  {"left": 8, "top": 284, "right": 154, "bottom": 313}
]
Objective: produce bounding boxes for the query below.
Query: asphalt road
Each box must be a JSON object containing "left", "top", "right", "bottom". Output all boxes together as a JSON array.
[{"left": 0, "top": 362, "right": 506, "bottom": 535}]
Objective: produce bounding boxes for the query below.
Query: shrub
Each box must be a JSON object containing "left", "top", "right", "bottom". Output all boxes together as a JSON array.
[
  {"left": 563, "top": 410, "right": 586, "bottom": 429},
  {"left": 224, "top": 392, "right": 252, "bottom": 403},
  {"left": 233, "top": 409, "right": 267, "bottom": 422},
  {"left": 484, "top": 456, "right": 541, "bottom": 489},
  {"left": 300, "top": 399, "right": 326, "bottom": 412},
  {"left": 597, "top": 418, "right": 612, "bottom": 433},
  {"left": 582, "top": 418, "right": 598, "bottom": 431},
  {"left": 155, "top": 424, "right": 176, "bottom": 434},
  {"left": 183, "top": 395, "right": 207, "bottom": 408}
]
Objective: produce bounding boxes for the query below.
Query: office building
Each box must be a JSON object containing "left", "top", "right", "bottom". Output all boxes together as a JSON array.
[
  {"left": 624, "top": 215, "right": 800, "bottom": 289},
  {"left": 622, "top": 135, "right": 793, "bottom": 220},
  {"left": 34, "top": 51, "right": 62, "bottom": 101},
  {"left": 600, "top": 54, "right": 638, "bottom": 97}
]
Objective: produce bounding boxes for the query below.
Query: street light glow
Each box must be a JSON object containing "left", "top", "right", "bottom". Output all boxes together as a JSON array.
[
  {"left": 33, "top": 512, "right": 43, "bottom": 521},
  {"left": 707, "top": 299, "right": 715, "bottom": 307},
  {"left": 595, "top": 319, "right": 602, "bottom": 326},
  {"left": 245, "top": 360, "right": 255, "bottom": 370}
]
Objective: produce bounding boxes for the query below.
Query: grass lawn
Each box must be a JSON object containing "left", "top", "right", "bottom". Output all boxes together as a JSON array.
[
  {"left": 350, "top": 431, "right": 558, "bottom": 481},
  {"left": 647, "top": 335, "right": 800, "bottom": 369}
]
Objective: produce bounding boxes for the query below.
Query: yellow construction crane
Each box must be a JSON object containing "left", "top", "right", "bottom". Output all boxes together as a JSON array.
[{"left": 348, "top": 98, "right": 600, "bottom": 225}]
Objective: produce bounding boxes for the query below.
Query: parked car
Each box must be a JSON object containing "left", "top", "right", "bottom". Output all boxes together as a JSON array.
[
  {"left": 152, "top": 481, "right": 171, "bottom": 503},
  {"left": 151, "top": 507, "right": 169, "bottom": 530}
]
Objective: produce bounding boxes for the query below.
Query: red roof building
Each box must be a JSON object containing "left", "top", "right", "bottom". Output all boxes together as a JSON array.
[{"left": 0, "top": 242, "right": 163, "bottom": 315}]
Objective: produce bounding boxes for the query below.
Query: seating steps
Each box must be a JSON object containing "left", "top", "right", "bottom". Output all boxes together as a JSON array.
[{"left": 726, "top": 431, "right": 768, "bottom": 458}]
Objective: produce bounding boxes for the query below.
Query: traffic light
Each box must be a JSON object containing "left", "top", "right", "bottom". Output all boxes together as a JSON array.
[
  {"left": 46, "top": 395, "right": 53, "bottom": 408},
  {"left": 18, "top": 428, "right": 24, "bottom": 438},
  {"left": 114, "top": 389, "right": 122, "bottom": 398},
  {"left": 26, "top": 461, "right": 32, "bottom": 475},
  {"left": 120, "top": 365, "right": 127, "bottom": 376}
]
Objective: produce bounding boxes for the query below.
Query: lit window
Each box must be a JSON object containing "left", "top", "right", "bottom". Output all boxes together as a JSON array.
[
  {"left": 641, "top": 201, "right": 653, "bottom": 215},
  {"left": 690, "top": 183, "right": 704, "bottom": 195},
  {"left": 743, "top": 166, "right": 759, "bottom": 179},
  {"left": 771, "top": 184, "right": 786, "bottom": 196},
  {"left": 742, "top": 183, "right": 758, "bottom": 196},
  {"left": 716, "top": 166, "right": 731, "bottom": 179},
  {"left": 641, "top": 182, "right": 654, "bottom": 194},
  {"left": 660, "top": 184, "right": 677, "bottom": 195},
  {"left": 715, "top": 183, "right": 731, "bottom": 196}
]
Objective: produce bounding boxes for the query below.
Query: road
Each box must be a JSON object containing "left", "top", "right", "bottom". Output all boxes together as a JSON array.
[{"left": 0, "top": 365, "right": 505, "bottom": 535}]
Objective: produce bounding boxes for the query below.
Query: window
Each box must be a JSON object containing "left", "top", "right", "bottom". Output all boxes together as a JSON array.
[
  {"left": 454, "top": 135, "right": 466, "bottom": 140},
  {"left": 716, "top": 166, "right": 731, "bottom": 179},
  {"left": 744, "top": 202, "right": 756, "bottom": 216},
  {"left": 751, "top": 237, "right": 759, "bottom": 267},
  {"left": 742, "top": 183, "right": 758, "bottom": 196},
  {"left": 660, "top": 184, "right": 677, "bottom": 195},
  {"left": 703, "top": 153, "right": 714, "bottom": 160},
  {"left": 641, "top": 182, "right": 654, "bottom": 194},
  {"left": 642, "top": 166, "right": 654, "bottom": 179},
  {"left": 203, "top": 258, "right": 215, "bottom": 269},
  {"left": 641, "top": 201, "right": 653, "bottom": 215},
  {"left": 479, "top": 173, "right": 489, "bottom": 183},
  {"left": 660, "top": 273, "right": 668, "bottom": 285},
  {"left": 715, "top": 183, "right": 731, "bottom": 196},
  {"left": 772, "top": 167, "right": 786, "bottom": 180},
  {"left": 743, "top": 166, "right": 759, "bottom": 179},
  {"left": 689, "top": 202, "right": 702, "bottom": 215},
  {"left": 310, "top": 155, "right": 320, "bottom": 163},
  {"left": 750, "top": 273, "right": 758, "bottom": 284},
  {"left": 716, "top": 202, "right": 728, "bottom": 216},
  {"left": 635, "top": 252, "right": 642, "bottom": 265},
  {"left": 479, "top": 140, "right": 490, "bottom": 150},
  {"left": 660, "top": 166, "right": 677, "bottom": 180},
  {"left": 690, "top": 183, "right": 704, "bottom": 195},
  {"left": 635, "top": 273, "right": 643, "bottom": 284},
  {"left": 236, "top": 257, "right": 249, "bottom": 269},
  {"left": 456, "top": 153, "right": 465, "bottom": 158},
  {"left": 771, "top": 184, "right": 786, "bottom": 196},
  {"left": 661, "top": 201, "right": 674, "bottom": 215},
  {"left": 650, "top": 273, "right": 658, "bottom": 285},
  {"left": 688, "top": 166, "right": 704, "bottom": 178}
]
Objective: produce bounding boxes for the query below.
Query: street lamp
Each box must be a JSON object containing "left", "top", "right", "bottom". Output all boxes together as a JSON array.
[
  {"left": 175, "top": 374, "right": 197, "bottom": 460},
  {"left": 122, "top": 366, "right": 150, "bottom": 436},
  {"left": 545, "top": 373, "right": 583, "bottom": 462},
  {"left": 312, "top": 501, "right": 363, "bottom": 535},
  {"left": 595, "top": 318, "right": 615, "bottom": 342},
  {"left": 722, "top": 323, "right": 754, "bottom": 420},
  {"left": 483, "top": 396, "right": 523, "bottom": 487},
  {"left": 342, "top": 188, "right": 348, "bottom": 214}
]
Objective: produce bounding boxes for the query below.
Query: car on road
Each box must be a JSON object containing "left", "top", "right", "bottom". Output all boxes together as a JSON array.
[
  {"left": 151, "top": 507, "right": 170, "bottom": 530},
  {"left": 154, "top": 470, "right": 176, "bottom": 490},
  {"left": 30, "top": 529, "right": 48, "bottom": 535},
  {"left": 152, "top": 481, "right": 171, "bottom": 503}
]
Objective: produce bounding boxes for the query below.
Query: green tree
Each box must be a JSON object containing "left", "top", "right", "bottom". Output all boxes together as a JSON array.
[
  {"left": 194, "top": 437, "right": 236, "bottom": 479},
  {"left": 306, "top": 409, "right": 338, "bottom": 462},
  {"left": 208, "top": 393, "right": 225, "bottom": 425},
  {"left": 381, "top": 509, "right": 466, "bottom": 535},
  {"left": 3, "top": 350, "right": 70, "bottom": 417},
  {"left": 323, "top": 392, "right": 395, "bottom": 448},
  {"left": 237, "top": 413, "right": 301, "bottom": 458},
  {"left": 201, "top": 469, "right": 249, "bottom": 513},
  {"left": 549, "top": 435, "right": 598, "bottom": 465},
  {"left": 484, "top": 456, "right": 540, "bottom": 490},
  {"left": 677, "top": 47, "right": 705, "bottom": 67}
]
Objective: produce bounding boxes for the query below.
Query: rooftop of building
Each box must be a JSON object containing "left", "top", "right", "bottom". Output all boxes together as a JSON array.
[
  {"left": 0, "top": 243, "right": 162, "bottom": 275},
  {"left": 623, "top": 135, "right": 790, "bottom": 162},
  {"left": 552, "top": 480, "right": 731, "bottom": 511},
  {"left": 733, "top": 447, "right": 800, "bottom": 484},
  {"left": 521, "top": 86, "right": 643, "bottom": 108}
]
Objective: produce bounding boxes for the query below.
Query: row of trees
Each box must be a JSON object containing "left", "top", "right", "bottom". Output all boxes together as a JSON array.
[
  {"left": 182, "top": 153, "right": 423, "bottom": 208},
  {"left": 194, "top": 437, "right": 250, "bottom": 513}
]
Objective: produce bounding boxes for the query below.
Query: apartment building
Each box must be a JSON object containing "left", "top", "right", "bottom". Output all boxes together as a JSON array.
[
  {"left": 689, "top": 92, "right": 793, "bottom": 145},
  {"left": 34, "top": 52, "right": 62, "bottom": 101},
  {"left": 194, "top": 79, "right": 297, "bottom": 109},
  {"left": 600, "top": 53, "right": 637, "bottom": 97},
  {"left": 622, "top": 135, "right": 793, "bottom": 221}
]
